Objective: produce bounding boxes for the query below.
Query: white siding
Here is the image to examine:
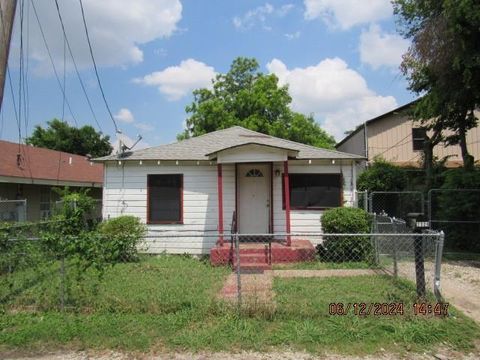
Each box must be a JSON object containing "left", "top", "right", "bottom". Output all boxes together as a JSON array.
[
  {"left": 103, "top": 159, "right": 356, "bottom": 253},
  {"left": 272, "top": 160, "right": 355, "bottom": 245},
  {"left": 103, "top": 162, "right": 235, "bottom": 255}
]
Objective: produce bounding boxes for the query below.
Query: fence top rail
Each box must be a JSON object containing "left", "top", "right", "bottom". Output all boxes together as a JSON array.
[
  {"left": 428, "top": 188, "right": 480, "bottom": 193},
  {"left": 0, "top": 199, "right": 27, "bottom": 203},
  {"left": 140, "top": 232, "right": 443, "bottom": 238},
  {"left": 370, "top": 191, "right": 424, "bottom": 194}
]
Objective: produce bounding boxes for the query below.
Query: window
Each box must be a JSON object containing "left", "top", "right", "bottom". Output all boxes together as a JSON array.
[
  {"left": 283, "top": 174, "right": 342, "bottom": 209},
  {"left": 412, "top": 128, "right": 427, "bottom": 151},
  {"left": 245, "top": 168, "right": 264, "bottom": 177},
  {"left": 40, "top": 187, "right": 51, "bottom": 220},
  {"left": 147, "top": 174, "right": 183, "bottom": 223}
]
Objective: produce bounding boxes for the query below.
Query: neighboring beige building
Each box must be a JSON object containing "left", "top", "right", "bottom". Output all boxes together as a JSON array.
[{"left": 336, "top": 101, "right": 480, "bottom": 167}]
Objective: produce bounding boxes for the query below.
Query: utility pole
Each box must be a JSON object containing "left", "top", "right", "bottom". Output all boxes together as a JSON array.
[{"left": 0, "top": 0, "right": 17, "bottom": 111}]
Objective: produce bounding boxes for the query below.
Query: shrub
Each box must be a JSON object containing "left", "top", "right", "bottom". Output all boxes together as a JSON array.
[
  {"left": 319, "top": 207, "right": 373, "bottom": 262},
  {"left": 435, "top": 169, "right": 480, "bottom": 251},
  {"left": 357, "top": 158, "right": 408, "bottom": 192},
  {"left": 98, "top": 216, "right": 147, "bottom": 262}
]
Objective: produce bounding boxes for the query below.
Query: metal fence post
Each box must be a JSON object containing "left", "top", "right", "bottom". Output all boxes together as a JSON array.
[
  {"left": 392, "top": 217, "right": 398, "bottom": 279},
  {"left": 434, "top": 231, "right": 445, "bottom": 303},
  {"left": 413, "top": 227, "right": 426, "bottom": 298},
  {"left": 364, "top": 191, "right": 368, "bottom": 212},
  {"left": 235, "top": 233, "right": 242, "bottom": 311},
  {"left": 60, "top": 249, "right": 65, "bottom": 312}
]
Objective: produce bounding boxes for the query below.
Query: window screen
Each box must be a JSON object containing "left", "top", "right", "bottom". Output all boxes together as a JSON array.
[
  {"left": 284, "top": 174, "right": 342, "bottom": 209},
  {"left": 148, "top": 174, "right": 182, "bottom": 223},
  {"left": 412, "top": 128, "right": 427, "bottom": 151}
]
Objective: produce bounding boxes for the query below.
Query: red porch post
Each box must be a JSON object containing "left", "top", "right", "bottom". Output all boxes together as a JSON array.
[
  {"left": 283, "top": 160, "right": 291, "bottom": 246},
  {"left": 217, "top": 163, "right": 224, "bottom": 246}
]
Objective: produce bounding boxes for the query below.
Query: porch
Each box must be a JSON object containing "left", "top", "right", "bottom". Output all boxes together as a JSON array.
[{"left": 210, "top": 238, "right": 316, "bottom": 270}]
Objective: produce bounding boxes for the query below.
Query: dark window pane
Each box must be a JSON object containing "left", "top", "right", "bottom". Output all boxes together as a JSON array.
[
  {"left": 412, "top": 128, "right": 427, "bottom": 151},
  {"left": 289, "top": 174, "right": 342, "bottom": 209},
  {"left": 148, "top": 174, "right": 182, "bottom": 222}
]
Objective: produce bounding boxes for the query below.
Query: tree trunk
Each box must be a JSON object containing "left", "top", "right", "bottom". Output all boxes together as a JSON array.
[
  {"left": 458, "top": 126, "right": 474, "bottom": 170},
  {"left": 423, "top": 138, "right": 435, "bottom": 190}
]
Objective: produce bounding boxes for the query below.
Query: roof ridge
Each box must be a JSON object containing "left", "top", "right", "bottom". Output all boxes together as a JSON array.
[
  {"left": 230, "top": 126, "right": 355, "bottom": 156},
  {"left": 130, "top": 126, "right": 246, "bottom": 155}
]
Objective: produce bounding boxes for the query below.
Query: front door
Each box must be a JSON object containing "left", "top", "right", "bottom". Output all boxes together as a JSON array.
[{"left": 237, "top": 164, "right": 271, "bottom": 234}]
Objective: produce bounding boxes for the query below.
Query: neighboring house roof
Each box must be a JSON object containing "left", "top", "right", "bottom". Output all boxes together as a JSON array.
[
  {"left": 95, "top": 126, "right": 363, "bottom": 161},
  {"left": 0, "top": 140, "right": 103, "bottom": 185},
  {"left": 335, "top": 100, "right": 418, "bottom": 149}
]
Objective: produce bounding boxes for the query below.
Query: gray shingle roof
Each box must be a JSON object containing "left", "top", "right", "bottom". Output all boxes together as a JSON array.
[{"left": 95, "top": 126, "right": 363, "bottom": 161}]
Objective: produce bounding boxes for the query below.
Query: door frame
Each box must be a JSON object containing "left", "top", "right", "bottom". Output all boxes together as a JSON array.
[{"left": 235, "top": 162, "right": 273, "bottom": 234}]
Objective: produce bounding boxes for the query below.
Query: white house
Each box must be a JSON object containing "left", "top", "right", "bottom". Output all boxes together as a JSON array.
[{"left": 94, "top": 126, "right": 363, "bottom": 261}]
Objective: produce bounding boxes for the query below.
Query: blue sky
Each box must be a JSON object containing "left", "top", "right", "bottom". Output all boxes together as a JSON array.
[{"left": 1, "top": 0, "right": 415, "bottom": 150}]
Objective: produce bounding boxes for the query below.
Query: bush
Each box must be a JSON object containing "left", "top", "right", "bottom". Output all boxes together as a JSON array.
[
  {"left": 357, "top": 158, "right": 408, "bottom": 192},
  {"left": 435, "top": 169, "right": 480, "bottom": 251},
  {"left": 319, "top": 207, "right": 373, "bottom": 262},
  {"left": 98, "top": 216, "right": 147, "bottom": 262}
]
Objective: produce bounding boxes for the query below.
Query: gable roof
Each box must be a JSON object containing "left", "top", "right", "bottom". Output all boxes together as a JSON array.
[
  {"left": 335, "top": 100, "right": 418, "bottom": 149},
  {"left": 95, "top": 126, "right": 363, "bottom": 161},
  {"left": 0, "top": 140, "right": 103, "bottom": 185}
]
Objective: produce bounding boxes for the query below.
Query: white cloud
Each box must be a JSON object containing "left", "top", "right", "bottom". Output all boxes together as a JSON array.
[
  {"left": 134, "top": 122, "right": 154, "bottom": 132},
  {"left": 303, "top": 0, "right": 392, "bottom": 30},
  {"left": 114, "top": 108, "right": 135, "bottom": 123},
  {"left": 134, "top": 58, "right": 216, "bottom": 101},
  {"left": 266, "top": 58, "right": 398, "bottom": 140},
  {"left": 360, "top": 24, "right": 410, "bottom": 70},
  {"left": 233, "top": 3, "right": 274, "bottom": 30},
  {"left": 15, "top": 0, "right": 182, "bottom": 74},
  {"left": 114, "top": 108, "right": 154, "bottom": 134},
  {"left": 233, "top": 3, "right": 294, "bottom": 30},
  {"left": 285, "top": 31, "right": 301, "bottom": 40},
  {"left": 278, "top": 4, "right": 295, "bottom": 17}
]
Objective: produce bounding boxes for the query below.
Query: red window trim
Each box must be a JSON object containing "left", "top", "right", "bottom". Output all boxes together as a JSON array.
[
  {"left": 281, "top": 173, "right": 343, "bottom": 211},
  {"left": 146, "top": 174, "right": 184, "bottom": 225}
]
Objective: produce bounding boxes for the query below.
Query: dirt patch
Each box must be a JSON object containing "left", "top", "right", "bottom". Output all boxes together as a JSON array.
[
  {"left": 397, "top": 260, "right": 480, "bottom": 323},
  {"left": 3, "top": 348, "right": 480, "bottom": 360}
]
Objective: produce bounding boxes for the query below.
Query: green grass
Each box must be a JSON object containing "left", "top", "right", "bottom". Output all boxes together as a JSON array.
[
  {"left": 0, "top": 256, "right": 479, "bottom": 356},
  {"left": 273, "top": 275, "right": 479, "bottom": 354}
]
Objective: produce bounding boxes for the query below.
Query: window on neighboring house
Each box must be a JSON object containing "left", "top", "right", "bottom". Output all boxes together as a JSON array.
[
  {"left": 147, "top": 174, "right": 183, "bottom": 224},
  {"left": 283, "top": 173, "right": 343, "bottom": 210},
  {"left": 412, "top": 128, "right": 427, "bottom": 151},
  {"left": 39, "top": 187, "right": 51, "bottom": 220}
]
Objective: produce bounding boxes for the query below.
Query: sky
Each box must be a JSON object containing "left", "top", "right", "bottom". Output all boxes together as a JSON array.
[{"left": 1, "top": 0, "right": 415, "bottom": 150}]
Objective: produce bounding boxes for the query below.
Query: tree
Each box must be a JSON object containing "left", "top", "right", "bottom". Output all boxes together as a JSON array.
[
  {"left": 26, "top": 119, "right": 112, "bottom": 157},
  {"left": 179, "top": 57, "right": 336, "bottom": 149},
  {"left": 393, "top": 0, "right": 480, "bottom": 170},
  {"left": 357, "top": 158, "right": 408, "bottom": 193}
]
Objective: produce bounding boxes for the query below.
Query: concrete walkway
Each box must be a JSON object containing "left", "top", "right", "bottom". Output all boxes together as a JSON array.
[{"left": 219, "top": 268, "right": 377, "bottom": 302}]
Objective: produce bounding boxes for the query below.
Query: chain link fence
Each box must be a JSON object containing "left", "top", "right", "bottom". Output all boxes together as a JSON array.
[
  {"left": 0, "top": 199, "right": 27, "bottom": 222},
  {"left": 1, "top": 225, "right": 444, "bottom": 315},
  {"left": 428, "top": 189, "right": 480, "bottom": 252},
  {"left": 368, "top": 189, "right": 480, "bottom": 252},
  {"left": 369, "top": 191, "right": 424, "bottom": 220}
]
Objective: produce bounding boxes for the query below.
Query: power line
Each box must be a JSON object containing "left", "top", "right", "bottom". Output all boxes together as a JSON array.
[
  {"left": 30, "top": 0, "right": 78, "bottom": 126},
  {"left": 78, "top": 0, "right": 118, "bottom": 133},
  {"left": 53, "top": 0, "right": 103, "bottom": 132}
]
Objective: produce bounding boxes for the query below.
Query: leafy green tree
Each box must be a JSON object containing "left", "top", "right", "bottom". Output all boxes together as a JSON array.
[
  {"left": 393, "top": 0, "right": 480, "bottom": 170},
  {"left": 179, "top": 57, "right": 336, "bottom": 149},
  {"left": 357, "top": 159, "right": 408, "bottom": 192},
  {"left": 26, "top": 119, "right": 112, "bottom": 157}
]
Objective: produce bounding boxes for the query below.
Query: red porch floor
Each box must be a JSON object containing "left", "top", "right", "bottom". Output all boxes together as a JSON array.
[{"left": 210, "top": 239, "right": 316, "bottom": 270}]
